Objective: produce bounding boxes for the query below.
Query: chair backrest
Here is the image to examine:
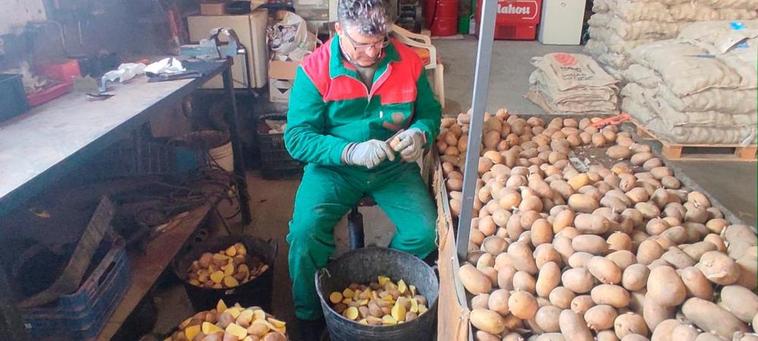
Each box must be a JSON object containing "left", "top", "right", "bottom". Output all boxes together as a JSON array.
[{"left": 390, "top": 24, "right": 438, "bottom": 70}]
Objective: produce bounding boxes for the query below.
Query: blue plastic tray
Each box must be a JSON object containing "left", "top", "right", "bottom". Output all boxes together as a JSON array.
[{"left": 21, "top": 237, "right": 130, "bottom": 339}]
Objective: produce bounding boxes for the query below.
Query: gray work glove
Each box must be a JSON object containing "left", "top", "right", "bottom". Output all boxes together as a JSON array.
[
  {"left": 391, "top": 128, "right": 426, "bottom": 162},
  {"left": 342, "top": 139, "right": 396, "bottom": 169}
]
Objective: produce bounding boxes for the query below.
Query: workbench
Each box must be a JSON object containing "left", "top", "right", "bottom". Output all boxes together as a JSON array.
[{"left": 0, "top": 58, "right": 252, "bottom": 340}]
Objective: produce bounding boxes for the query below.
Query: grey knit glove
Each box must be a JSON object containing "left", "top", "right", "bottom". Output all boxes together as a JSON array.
[
  {"left": 391, "top": 128, "right": 426, "bottom": 162},
  {"left": 341, "top": 140, "right": 396, "bottom": 169}
]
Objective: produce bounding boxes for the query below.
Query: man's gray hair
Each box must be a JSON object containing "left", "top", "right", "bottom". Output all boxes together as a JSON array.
[{"left": 338, "top": 0, "right": 390, "bottom": 36}]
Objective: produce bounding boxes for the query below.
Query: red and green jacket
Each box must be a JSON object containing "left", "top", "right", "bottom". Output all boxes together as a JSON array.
[{"left": 283, "top": 34, "right": 442, "bottom": 168}]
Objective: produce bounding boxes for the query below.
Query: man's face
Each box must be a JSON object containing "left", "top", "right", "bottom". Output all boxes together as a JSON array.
[{"left": 335, "top": 22, "right": 389, "bottom": 67}]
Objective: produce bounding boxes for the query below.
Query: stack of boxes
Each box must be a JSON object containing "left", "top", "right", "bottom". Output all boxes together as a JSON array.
[{"left": 268, "top": 59, "right": 299, "bottom": 103}]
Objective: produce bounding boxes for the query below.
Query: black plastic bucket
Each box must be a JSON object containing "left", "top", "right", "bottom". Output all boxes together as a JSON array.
[
  {"left": 315, "top": 247, "right": 439, "bottom": 341},
  {"left": 172, "top": 235, "right": 277, "bottom": 312}
]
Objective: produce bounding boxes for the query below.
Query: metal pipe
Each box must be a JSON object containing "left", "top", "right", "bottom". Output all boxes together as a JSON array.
[
  {"left": 456, "top": 0, "right": 498, "bottom": 260},
  {"left": 222, "top": 60, "right": 252, "bottom": 225}
]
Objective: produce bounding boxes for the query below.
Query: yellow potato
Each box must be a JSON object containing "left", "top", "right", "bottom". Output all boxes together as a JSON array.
[
  {"left": 217, "top": 300, "right": 228, "bottom": 313},
  {"left": 391, "top": 299, "right": 407, "bottom": 321},
  {"left": 226, "top": 307, "right": 242, "bottom": 319},
  {"left": 377, "top": 276, "right": 390, "bottom": 287},
  {"left": 226, "top": 323, "right": 248, "bottom": 339},
  {"left": 342, "top": 288, "right": 355, "bottom": 299},
  {"left": 266, "top": 317, "right": 286, "bottom": 330},
  {"left": 246, "top": 320, "right": 269, "bottom": 337},
  {"left": 344, "top": 307, "right": 359, "bottom": 320},
  {"left": 252, "top": 309, "right": 266, "bottom": 321},
  {"left": 237, "top": 309, "right": 254, "bottom": 327},
  {"left": 470, "top": 309, "right": 506, "bottom": 335},
  {"left": 235, "top": 243, "right": 247, "bottom": 255},
  {"left": 210, "top": 271, "right": 225, "bottom": 284},
  {"left": 185, "top": 325, "right": 201, "bottom": 340},
  {"left": 398, "top": 279, "right": 407, "bottom": 294},
  {"left": 223, "top": 263, "right": 235, "bottom": 276},
  {"left": 261, "top": 332, "right": 286, "bottom": 341},
  {"left": 202, "top": 321, "right": 224, "bottom": 334},
  {"left": 212, "top": 253, "right": 228, "bottom": 266},
  {"left": 199, "top": 253, "right": 214, "bottom": 268},
  {"left": 225, "top": 245, "right": 237, "bottom": 257},
  {"left": 223, "top": 276, "right": 240, "bottom": 288},
  {"left": 382, "top": 315, "right": 397, "bottom": 325},
  {"left": 329, "top": 292, "right": 343, "bottom": 304}
]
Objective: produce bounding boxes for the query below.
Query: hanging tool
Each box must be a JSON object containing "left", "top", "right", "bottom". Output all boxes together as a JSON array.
[{"left": 179, "top": 27, "right": 243, "bottom": 60}]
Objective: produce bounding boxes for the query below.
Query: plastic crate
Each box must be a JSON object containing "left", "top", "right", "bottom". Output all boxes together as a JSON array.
[
  {"left": 87, "top": 134, "right": 177, "bottom": 180},
  {"left": 26, "top": 81, "right": 73, "bottom": 107},
  {"left": 20, "top": 236, "right": 130, "bottom": 339},
  {"left": 0, "top": 73, "right": 29, "bottom": 122},
  {"left": 257, "top": 114, "right": 303, "bottom": 179}
]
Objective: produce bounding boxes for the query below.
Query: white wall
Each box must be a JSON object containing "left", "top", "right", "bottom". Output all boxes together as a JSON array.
[{"left": 0, "top": 0, "right": 46, "bottom": 34}]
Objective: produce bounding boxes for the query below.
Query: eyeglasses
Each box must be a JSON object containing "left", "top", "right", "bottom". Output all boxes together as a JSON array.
[{"left": 342, "top": 30, "right": 390, "bottom": 52}]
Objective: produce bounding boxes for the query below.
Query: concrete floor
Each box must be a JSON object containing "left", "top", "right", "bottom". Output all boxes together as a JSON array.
[
  {"left": 668, "top": 161, "right": 756, "bottom": 224},
  {"left": 433, "top": 37, "right": 583, "bottom": 115},
  {"left": 149, "top": 38, "right": 756, "bottom": 338}
]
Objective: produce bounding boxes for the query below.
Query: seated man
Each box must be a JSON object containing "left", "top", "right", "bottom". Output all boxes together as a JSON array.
[{"left": 283, "top": 0, "right": 442, "bottom": 338}]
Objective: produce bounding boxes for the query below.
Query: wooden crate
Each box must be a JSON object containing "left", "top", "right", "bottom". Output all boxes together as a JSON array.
[
  {"left": 432, "top": 151, "right": 470, "bottom": 341},
  {"left": 435, "top": 114, "right": 756, "bottom": 341},
  {"left": 632, "top": 119, "right": 756, "bottom": 161}
]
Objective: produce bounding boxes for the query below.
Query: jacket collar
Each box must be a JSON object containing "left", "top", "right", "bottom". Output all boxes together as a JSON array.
[{"left": 328, "top": 34, "right": 400, "bottom": 79}]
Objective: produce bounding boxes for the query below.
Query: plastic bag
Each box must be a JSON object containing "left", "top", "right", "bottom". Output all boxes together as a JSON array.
[{"left": 267, "top": 11, "right": 318, "bottom": 61}]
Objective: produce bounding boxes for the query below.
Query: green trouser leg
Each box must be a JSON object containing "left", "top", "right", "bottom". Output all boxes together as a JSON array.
[
  {"left": 368, "top": 162, "right": 438, "bottom": 259},
  {"left": 287, "top": 164, "right": 363, "bottom": 320},
  {"left": 287, "top": 162, "right": 437, "bottom": 320}
]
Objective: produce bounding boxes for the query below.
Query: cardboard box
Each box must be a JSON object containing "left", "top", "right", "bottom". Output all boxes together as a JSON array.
[
  {"left": 268, "top": 60, "right": 299, "bottom": 80},
  {"left": 269, "top": 78, "right": 293, "bottom": 103},
  {"left": 268, "top": 60, "right": 300, "bottom": 103},
  {"left": 200, "top": 2, "right": 227, "bottom": 15}
]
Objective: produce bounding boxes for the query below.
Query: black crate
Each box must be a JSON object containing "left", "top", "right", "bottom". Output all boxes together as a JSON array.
[
  {"left": 0, "top": 74, "right": 29, "bottom": 122},
  {"left": 87, "top": 134, "right": 177, "bottom": 180},
  {"left": 256, "top": 114, "right": 302, "bottom": 179}
]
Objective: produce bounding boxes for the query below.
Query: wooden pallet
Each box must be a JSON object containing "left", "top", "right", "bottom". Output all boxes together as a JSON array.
[{"left": 631, "top": 120, "right": 757, "bottom": 161}]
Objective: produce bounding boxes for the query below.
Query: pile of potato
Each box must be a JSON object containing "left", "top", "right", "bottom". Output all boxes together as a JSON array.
[
  {"left": 438, "top": 109, "right": 758, "bottom": 341},
  {"left": 166, "top": 299, "right": 286, "bottom": 341},
  {"left": 186, "top": 243, "right": 269, "bottom": 289},
  {"left": 327, "top": 276, "right": 430, "bottom": 326}
]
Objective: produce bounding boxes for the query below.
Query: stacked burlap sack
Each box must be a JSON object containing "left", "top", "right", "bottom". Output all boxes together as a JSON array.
[
  {"left": 585, "top": 0, "right": 757, "bottom": 79},
  {"left": 620, "top": 20, "right": 758, "bottom": 144},
  {"left": 526, "top": 53, "right": 619, "bottom": 115}
]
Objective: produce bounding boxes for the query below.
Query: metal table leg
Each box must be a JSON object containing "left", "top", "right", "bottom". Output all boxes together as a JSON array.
[
  {"left": 222, "top": 61, "right": 252, "bottom": 226},
  {"left": 456, "top": 0, "right": 498, "bottom": 260}
]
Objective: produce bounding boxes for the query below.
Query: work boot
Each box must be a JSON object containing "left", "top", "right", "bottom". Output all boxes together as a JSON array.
[{"left": 295, "top": 318, "right": 327, "bottom": 341}]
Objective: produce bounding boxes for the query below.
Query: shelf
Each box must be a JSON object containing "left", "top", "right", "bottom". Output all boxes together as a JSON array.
[{"left": 97, "top": 204, "right": 212, "bottom": 340}]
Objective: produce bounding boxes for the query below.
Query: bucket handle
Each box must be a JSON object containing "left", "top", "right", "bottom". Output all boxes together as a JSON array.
[{"left": 318, "top": 268, "right": 332, "bottom": 279}]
